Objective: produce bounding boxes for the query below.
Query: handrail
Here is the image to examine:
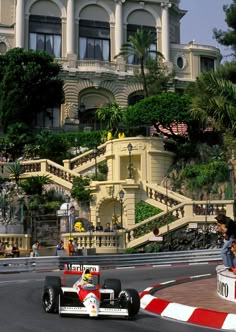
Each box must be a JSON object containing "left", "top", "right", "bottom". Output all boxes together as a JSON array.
[
  {"left": 67, "top": 143, "right": 106, "bottom": 170},
  {"left": 0, "top": 249, "right": 221, "bottom": 273}
]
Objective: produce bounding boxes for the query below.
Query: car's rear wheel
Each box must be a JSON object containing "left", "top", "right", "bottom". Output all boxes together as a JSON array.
[
  {"left": 102, "top": 278, "right": 121, "bottom": 298},
  {"left": 118, "top": 289, "right": 140, "bottom": 317},
  {"left": 42, "top": 286, "right": 61, "bottom": 313}
]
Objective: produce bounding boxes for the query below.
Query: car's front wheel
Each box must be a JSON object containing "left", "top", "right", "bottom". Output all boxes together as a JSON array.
[
  {"left": 118, "top": 289, "right": 140, "bottom": 317},
  {"left": 42, "top": 286, "right": 61, "bottom": 313}
]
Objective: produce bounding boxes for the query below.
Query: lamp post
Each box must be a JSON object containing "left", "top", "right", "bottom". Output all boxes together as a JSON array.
[
  {"left": 203, "top": 186, "right": 210, "bottom": 248},
  {"left": 119, "top": 190, "right": 124, "bottom": 229},
  {"left": 228, "top": 162, "right": 235, "bottom": 201},
  {"left": 127, "top": 143, "right": 133, "bottom": 179},
  {"left": 93, "top": 146, "right": 98, "bottom": 179},
  {"left": 228, "top": 161, "right": 235, "bottom": 218},
  {"left": 65, "top": 195, "right": 70, "bottom": 237}
]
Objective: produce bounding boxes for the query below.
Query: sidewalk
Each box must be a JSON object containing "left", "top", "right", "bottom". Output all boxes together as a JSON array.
[{"left": 156, "top": 277, "right": 236, "bottom": 314}]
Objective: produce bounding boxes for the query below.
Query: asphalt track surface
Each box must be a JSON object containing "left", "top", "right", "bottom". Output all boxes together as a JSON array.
[{"left": 0, "top": 264, "right": 225, "bottom": 332}]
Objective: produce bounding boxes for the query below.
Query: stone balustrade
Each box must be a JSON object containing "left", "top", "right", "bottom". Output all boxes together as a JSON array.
[
  {"left": 65, "top": 144, "right": 106, "bottom": 171},
  {"left": 61, "top": 231, "right": 126, "bottom": 254}
]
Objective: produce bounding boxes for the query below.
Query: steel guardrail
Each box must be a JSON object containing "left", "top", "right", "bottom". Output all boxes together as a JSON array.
[{"left": 0, "top": 249, "right": 221, "bottom": 273}]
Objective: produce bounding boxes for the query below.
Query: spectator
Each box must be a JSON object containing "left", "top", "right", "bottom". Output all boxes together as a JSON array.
[
  {"left": 72, "top": 238, "right": 79, "bottom": 256},
  {"left": 67, "top": 239, "right": 75, "bottom": 256},
  {"left": 96, "top": 222, "right": 103, "bottom": 232},
  {"left": 7, "top": 153, "right": 13, "bottom": 162},
  {"left": 215, "top": 214, "right": 236, "bottom": 269},
  {"left": 55, "top": 240, "right": 64, "bottom": 256},
  {"left": 0, "top": 240, "right": 5, "bottom": 256},
  {"left": 112, "top": 221, "right": 119, "bottom": 231},
  {"left": 230, "top": 240, "right": 236, "bottom": 274},
  {"left": 12, "top": 243, "right": 20, "bottom": 258},
  {"left": 88, "top": 222, "right": 95, "bottom": 232},
  {"left": 104, "top": 223, "right": 111, "bottom": 232},
  {"left": 32, "top": 240, "right": 40, "bottom": 257}
]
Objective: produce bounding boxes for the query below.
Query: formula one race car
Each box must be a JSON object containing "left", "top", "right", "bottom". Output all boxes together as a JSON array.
[{"left": 42, "top": 264, "right": 140, "bottom": 318}]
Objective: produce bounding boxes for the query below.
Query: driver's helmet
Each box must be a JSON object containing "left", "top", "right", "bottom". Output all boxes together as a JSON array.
[{"left": 83, "top": 273, "right": 93, "bottom": 284}]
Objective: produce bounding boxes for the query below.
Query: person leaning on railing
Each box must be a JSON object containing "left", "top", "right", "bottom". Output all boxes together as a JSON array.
[
  {"left": 11, "top": 243, "right": 20, "bottom": 258},
  {"left": 215, "top": 213, "right": 236, "bottom": 270},
  {"left": 230, "top": 240, "right": 236, "bottom": 274}
]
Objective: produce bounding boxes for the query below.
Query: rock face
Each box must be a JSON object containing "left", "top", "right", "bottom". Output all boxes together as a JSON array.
[{"left": 161, "top": 225, "right": 220, "bottom": 251}]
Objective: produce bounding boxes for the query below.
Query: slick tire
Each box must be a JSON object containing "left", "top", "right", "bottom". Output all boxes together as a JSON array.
[
  {"left": 118, "top": 289, "right": 140, "bottom": 317},
  {"left": 42, "top": 286, "right": 61, "bottom": 313}
]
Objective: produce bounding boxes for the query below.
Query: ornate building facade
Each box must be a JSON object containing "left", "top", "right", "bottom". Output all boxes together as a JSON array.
[{"left": 0, "top": 0, "right": 222, "bottom": 131}]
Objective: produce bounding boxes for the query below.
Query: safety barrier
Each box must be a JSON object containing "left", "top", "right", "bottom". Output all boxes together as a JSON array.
[{"left": 0, "top": 249, "right": 221, "bottom": 273}]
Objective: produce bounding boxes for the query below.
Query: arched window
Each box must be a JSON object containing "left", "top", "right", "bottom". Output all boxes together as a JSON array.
[
  {"left": 79, "top": 20, "right": 110, "bottom": 61},
  {"left": 29, "top": 15, "right": 61, "bottom": 58}
]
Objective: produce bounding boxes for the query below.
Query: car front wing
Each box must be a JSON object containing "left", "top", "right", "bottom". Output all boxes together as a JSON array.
[{"left": 59, "top": 305, "right": 129, "bottom": 316}]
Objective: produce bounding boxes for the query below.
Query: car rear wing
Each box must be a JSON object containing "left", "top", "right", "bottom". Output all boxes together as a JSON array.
[{"left": 63, "top": 264, "right": 100, "bottom": 284}]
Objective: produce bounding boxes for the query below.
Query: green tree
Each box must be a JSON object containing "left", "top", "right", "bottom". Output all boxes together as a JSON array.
[
  {"left": 123, "top": 92, "right": 192, "bottom": 140},
  {"left": 190, "top": 70, "right": 236, "bottom": 135},
  {"left": 213, "top": 0, "right": 236, "bottom": 58},
  {"left": 36, "top": 130, "right": 71, "bottom": 163},
  {"left": 95, "top": 102, "right": 123, "bottom": 136},
  {"left": 71, "top": 176, "right": 92, "bottom": 204},
  {"left": 8, "top": 160, "right": 25, "bottom": 184},
  {"left": 145, "top": 57, "right": 175, "bottom": 96},
  {"left": 19, "top": 175, "right": 52, "bottom": 196},
  {"left": 2, "top": 123, "right": 33, "bottom": 159},
  {"left": 115, "top": 29, "right": 164, "bottom": 97},
  {"left": 0, "top": 48, "right": 64, "bottom": 132}
]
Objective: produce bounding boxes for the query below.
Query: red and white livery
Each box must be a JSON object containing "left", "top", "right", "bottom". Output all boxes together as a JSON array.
[{"left": 42, "top": 264, "right": 140, "bottom": 318}]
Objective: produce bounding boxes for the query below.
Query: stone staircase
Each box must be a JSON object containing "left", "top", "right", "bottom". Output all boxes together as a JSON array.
[
  {"left": 126, "top": 181, "right": 233, "bottom": 248},
  {"left": 5, "top": 141, "right": 234, "bottom": 251}
]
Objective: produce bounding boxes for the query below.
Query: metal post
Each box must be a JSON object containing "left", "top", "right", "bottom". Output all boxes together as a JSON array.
[
  {"left": 127, "top": 143, "right": 133, "bottom": 179},
  {"left": 93, "top": 146, "right": 98, "bottom": 180},
  {"left": 119, "top": 190, "right": 124, "bottom": 229},
  {"left": 165, "top": 179, "right": 170, "bottom": 250},
  {"left": 65, "top": 195, "right": 70, "bottom": 238},
  {"left": 228, "top": 161, "right": 235, "bottom": 218}
]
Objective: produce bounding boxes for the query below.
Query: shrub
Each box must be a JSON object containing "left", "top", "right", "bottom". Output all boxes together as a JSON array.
[{"left": 135, "top": 201, "right": 162, "bottom": 223}]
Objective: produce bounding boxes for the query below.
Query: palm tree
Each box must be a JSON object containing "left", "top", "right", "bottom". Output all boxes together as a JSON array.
[
  {"left": 115, "top": 29, "right": 164, "bottom": 97},
  {"left": 95, "top": 102, "right": 123, "bottom": 136},
  {"left": 19, "top": 175, "right": 52, "bottom": 195},
  {"left": 190, "top": 71, "right": 236, "bottom": 134},
  {"left": 8, "top": 160, "right": 25, "bottom": 184}
]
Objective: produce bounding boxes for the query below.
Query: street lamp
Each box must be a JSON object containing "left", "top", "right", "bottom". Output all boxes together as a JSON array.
[
  {"left": 119, "top": 190, "right": 125, "bottom": 229},
  {"left": 228, "top": 161, "right": 235, "bottom": 218},
  {"left": 65, "top": 195, "right": 70, "bottom": 237},
  {"left": 93, "top": 146, "right": 98, "bottom": 179},
  {"left": 127, "top": 143, "right": 133, "bottom": 179},
  {"left": 228, "top": 162, "right": 235, "bottom": 201}
]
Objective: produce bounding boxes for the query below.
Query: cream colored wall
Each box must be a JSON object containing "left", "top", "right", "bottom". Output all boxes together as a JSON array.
[
  {"left": 0, "top": 0, "right": 223, "bottom": 120},
  {"left": 105, "top": 137, "right": 175, "bottom": 184},
  {"left": 0, "top": 0, "right": 14, "bottom": 26}
]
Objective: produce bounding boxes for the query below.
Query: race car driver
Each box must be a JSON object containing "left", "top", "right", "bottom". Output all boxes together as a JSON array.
[{"left": 73, "top": 272, "right": 94, "bottom": 289}]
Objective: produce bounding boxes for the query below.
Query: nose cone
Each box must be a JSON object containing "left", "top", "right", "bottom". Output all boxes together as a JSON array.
[{"left": 83, "top": 293, "right": 100, "bottom": 317}]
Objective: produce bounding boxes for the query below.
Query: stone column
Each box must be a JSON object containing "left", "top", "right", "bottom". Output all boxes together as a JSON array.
[
  {"left": 115, "top": 0, "right": 125, "bottom": 56},
  {"left": 66, "top": 0, "right": 75, "bottom": 55},
  {"left": 16, "top": 0, "right": 24, "bottom": 48},
  {"left": 161, "top": 2, "right": 171, "bottom": 61},
  {"left": 156, "top": 27, "right": 161, "bottom": 53}
]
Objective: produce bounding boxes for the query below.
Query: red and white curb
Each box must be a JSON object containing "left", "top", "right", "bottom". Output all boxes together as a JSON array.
[{"left": 140, "top": 275, "right": 236, "bottom": 330}]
